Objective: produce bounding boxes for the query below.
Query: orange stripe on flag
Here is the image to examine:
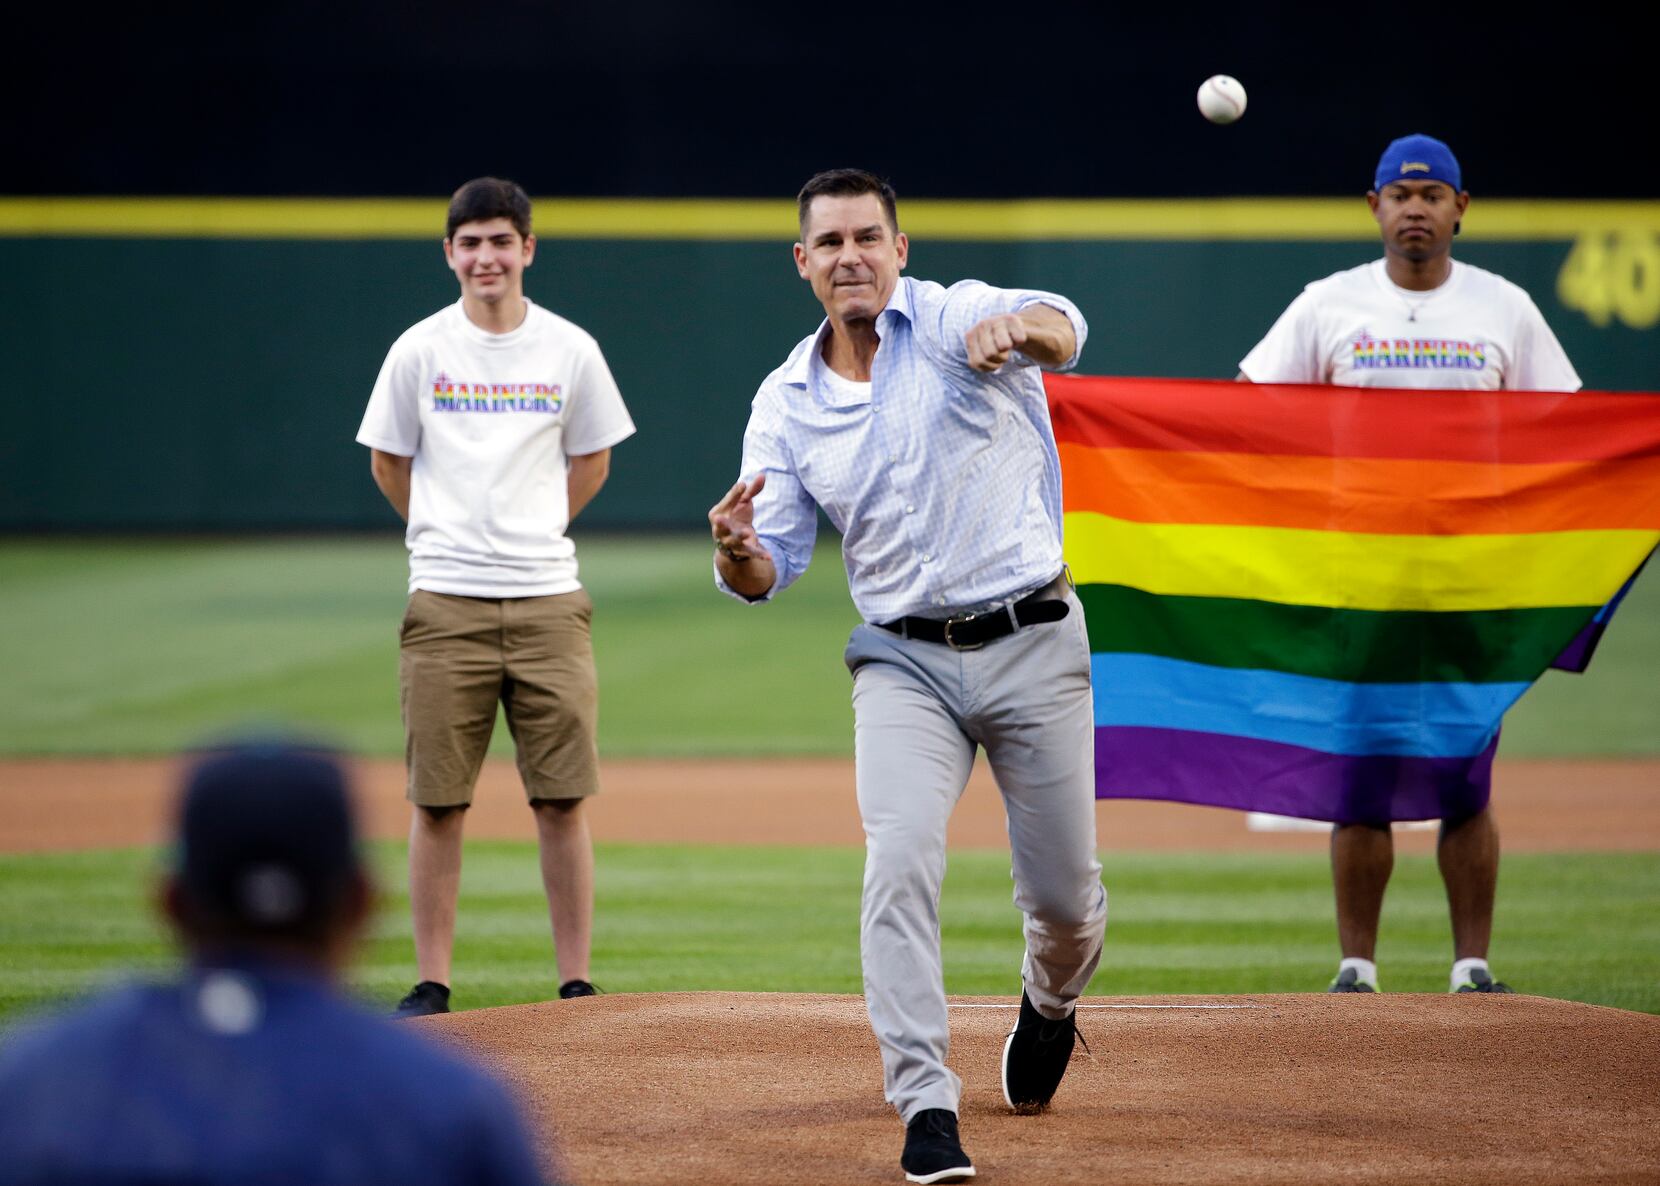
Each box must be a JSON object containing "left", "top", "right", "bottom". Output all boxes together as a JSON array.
[{"left": 1058, "top": 443, "right": 1660, "bottom": 534}]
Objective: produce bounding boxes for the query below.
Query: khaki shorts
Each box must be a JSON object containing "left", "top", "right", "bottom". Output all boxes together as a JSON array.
[{"left": 399, "top": 589, "right": 600, "bottom": 807}]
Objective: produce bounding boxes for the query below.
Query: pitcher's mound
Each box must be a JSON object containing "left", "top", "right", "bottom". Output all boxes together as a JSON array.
[{"left": 421, "top": 991, "right": 1659, "bottom": 1184}]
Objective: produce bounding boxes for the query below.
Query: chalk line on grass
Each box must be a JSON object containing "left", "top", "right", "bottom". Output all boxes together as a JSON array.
[{"left": 948, "top": 1002, "right": 1267, "bottom": 1011}]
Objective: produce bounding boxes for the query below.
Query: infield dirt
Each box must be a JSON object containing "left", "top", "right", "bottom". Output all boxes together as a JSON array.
[{"left": 3, "top": 754, "right": 1657, "bottom": 853}]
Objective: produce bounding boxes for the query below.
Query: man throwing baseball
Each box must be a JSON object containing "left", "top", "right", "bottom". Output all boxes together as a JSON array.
[
  {"left": 1238, "top": 134, "right": 1580, "bottom": 997},
  {"left": 709, "top": 169, "right": 1106, "bottom": 1184},
  {"left": 358, "top": 177, "right": 636, "bottom": 1017}
]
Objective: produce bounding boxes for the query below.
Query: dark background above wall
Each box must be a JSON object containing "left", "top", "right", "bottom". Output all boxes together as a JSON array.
[{"left": 7, "top": 3, "right": 1654, "bottom": 199}]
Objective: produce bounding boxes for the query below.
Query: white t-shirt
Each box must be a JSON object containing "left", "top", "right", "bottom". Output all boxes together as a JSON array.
[
  {"left": 357, "top": 299, "right": 636, "bottom": 597},
  {"left": 1239, "top": 259, "right": 1581, "bottom": 392}
]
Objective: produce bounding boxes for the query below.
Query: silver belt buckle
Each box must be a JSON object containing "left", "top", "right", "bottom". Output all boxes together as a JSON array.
[{"left": 943, "top": 611, "right": 983, "bottom": 651}]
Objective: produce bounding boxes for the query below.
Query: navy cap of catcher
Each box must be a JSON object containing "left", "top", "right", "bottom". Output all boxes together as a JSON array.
[
  {"left": 1374, "top": 134, "right": 1462, "bottom": 192},
  {"left": 176, "top": 739, "right": 361, "bottom": 934}
]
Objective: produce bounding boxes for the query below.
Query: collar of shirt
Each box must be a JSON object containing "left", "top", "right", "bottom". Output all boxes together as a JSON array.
[{"left": 781, "top": 279, "right": 918, "bottom": 398}]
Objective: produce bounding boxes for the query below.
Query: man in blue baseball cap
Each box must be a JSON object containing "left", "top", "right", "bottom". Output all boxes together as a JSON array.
[
  {"left": 0, "top": 738, "right": 557, "bottom": 1185},
  {"left": 1238, "top": 135, "right": 1580, "bottom": 997},
  {"left": 1369, "top": 133, "right": 1468, "bottom": 282}
]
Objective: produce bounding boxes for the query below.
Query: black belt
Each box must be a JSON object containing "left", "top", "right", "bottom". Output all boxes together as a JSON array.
[{"left": 875, "top": 573, "right": 1071, "bottom": 651}]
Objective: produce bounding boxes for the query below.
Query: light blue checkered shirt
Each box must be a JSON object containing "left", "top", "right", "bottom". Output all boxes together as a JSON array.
[{"left": 717, "top": 275, "right": 1088, "bottom": 623}]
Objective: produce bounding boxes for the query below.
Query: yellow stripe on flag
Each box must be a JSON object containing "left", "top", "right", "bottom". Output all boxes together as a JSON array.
[{"left": 1062, "top": 512, "right": 1659, "bottom": 611}]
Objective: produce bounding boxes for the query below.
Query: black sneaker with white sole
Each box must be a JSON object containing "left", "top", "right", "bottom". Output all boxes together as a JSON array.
[
  {"left": 391, "top": 980, "right": 450, "bottom": 1018},
  {"left": 900, "top": 1109, "right": 974, "bottom": 1184},
  {"left": 1001, "top": 990, "right": 1078, "bottom": 1114}
]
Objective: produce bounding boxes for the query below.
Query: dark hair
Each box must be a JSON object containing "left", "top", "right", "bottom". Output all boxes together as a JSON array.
[
  {"left": 446, "top": 177, "right": 532, "bottom": 240},
  {"left": 796, "top": 168, "right": 899, "bottom": 236}
]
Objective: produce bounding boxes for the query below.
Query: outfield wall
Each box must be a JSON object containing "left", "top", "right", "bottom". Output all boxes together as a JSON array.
[{"left": 3, "top": 199, "right": 1657, "bottom": 531}]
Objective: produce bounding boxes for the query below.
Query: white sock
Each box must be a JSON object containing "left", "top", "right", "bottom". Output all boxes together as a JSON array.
[
  {"left": 1339, "top": 957, "right": 1378, "bottom": 990},
  {"left": 1451, "top": 958, "right": 1489, "bottom": 991}
]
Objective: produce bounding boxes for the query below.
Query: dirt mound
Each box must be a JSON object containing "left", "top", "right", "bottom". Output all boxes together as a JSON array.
[{"left": 423, "top": 991, "right": 1660, "bottom": 1186}]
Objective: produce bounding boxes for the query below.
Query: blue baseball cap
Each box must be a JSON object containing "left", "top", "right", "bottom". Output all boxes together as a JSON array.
[
  {"left": 1374, "top": 134, "right": 1462, "bottom": 192},
  {"left": 176, "top": 739, "right": 362, "bottom": 934}
]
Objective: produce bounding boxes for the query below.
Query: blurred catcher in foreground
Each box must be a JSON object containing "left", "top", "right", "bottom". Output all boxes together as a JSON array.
[{"left": 0, "top": 740, "right": 554, "bottom": 1186}]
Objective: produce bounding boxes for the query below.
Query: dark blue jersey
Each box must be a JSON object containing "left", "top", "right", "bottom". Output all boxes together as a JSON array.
[{"left": 0, "top": 960, "right": 551, "bottom": 1186}]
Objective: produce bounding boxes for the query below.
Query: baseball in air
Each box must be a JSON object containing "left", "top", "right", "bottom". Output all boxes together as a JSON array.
[{"left": 1196, "top": 75, "right": 1247, "bottom": 124}]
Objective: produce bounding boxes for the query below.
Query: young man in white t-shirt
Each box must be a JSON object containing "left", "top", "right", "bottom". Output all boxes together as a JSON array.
[
  {"left": 357, "top": 177, "right": 636, "bottom": 1017},
  {"left": 1239, "top": 135, "right": 1580, "bottom": 998}
]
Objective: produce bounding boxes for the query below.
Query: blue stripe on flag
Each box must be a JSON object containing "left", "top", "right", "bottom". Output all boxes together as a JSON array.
[{"left": 1089, "top": 652, "right": 1524, "bottom": 758}]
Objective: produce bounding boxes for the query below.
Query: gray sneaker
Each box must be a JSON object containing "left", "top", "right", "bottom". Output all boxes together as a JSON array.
[
  {"left": 1326, "top": 967, "right": 1377, "bottom": 993},
  {"left": 1454, "top": 968, "right": 1514, "bottom": 994}
]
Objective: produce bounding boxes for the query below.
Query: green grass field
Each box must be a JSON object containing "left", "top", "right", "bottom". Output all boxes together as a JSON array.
[
  {"left": 2, "top": 843, "right": 1656, "bottom": 1027},
  {"left": 1, "top": 535, "right": 1658, "bottom": 757},
  {"left": 0, "top": 535, "right": 859, "bottom": 757},
  {"left": 1, "top": 536, "right": 1657, "bottom": 1026}
]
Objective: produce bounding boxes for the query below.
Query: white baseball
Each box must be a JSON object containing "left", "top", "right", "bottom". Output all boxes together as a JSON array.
[{"left": 1197, "top": 75, "right": 1247, "bottom": 124}]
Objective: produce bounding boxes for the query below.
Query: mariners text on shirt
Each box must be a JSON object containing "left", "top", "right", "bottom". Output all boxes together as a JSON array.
[
  {"left": 430, "top": 373, "right": 565, "bottom": 414},
  {"left": 1351, "top": 335, "right": 1488, "bottom": 370}
]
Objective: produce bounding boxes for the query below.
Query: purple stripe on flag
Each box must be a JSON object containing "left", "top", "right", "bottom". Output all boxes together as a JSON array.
[
  {"left": 1550, "top": 555, "right": 1650, "bottom": 673},
  {"left": 1550, "top": 616, "right": 1610, "bottom": 674},
  {"left": 1094, "top": 726, "right": 1497, "bottom": 824}
]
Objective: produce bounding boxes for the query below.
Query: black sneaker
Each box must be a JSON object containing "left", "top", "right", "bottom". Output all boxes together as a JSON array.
[
  {"left": 1001, "top": 990, "right": 1078, "bottom": 1114},
  {"left": 392, "top": 980, "right": 450, "bottom": 1018},
  {"left": 1455, "top": 968, "right": 1515, "bottom": 994},
  {"left": 1327, "top": 967, "right": 1377, "bottom": 993},
  {"left": 558, "top": 979, "right": 600, "bottom": 999},
  {"left": 900, "top": 1109, "right": 975, "bottom": 1184}
]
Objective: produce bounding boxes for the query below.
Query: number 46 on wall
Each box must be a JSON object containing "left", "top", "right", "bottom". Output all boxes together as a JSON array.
[{"left": 1557, "top": 231, "right": 1660, "bottom": 330}]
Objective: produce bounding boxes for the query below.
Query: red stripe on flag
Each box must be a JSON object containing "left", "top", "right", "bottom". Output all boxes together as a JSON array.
[{"left": 1045, "top": 374, "right": 1660, "bottom": 465}]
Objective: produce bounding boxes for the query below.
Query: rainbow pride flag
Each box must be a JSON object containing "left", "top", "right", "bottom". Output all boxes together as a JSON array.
[{"left": 1046, "top": 376, "right": 1660, "bottom": 823}]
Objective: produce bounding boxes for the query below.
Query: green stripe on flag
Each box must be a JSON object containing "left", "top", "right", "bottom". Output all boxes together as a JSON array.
[{"left": 1076, "top": 583, "right": 1598, "bottom": 684}]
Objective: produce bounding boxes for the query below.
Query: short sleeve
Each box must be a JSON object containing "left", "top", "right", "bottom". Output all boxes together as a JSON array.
[
  {"left": 562, "top": 340, "right": 638, "bottom": 456},
  {"left": 357, "top": 337, "right": 425, "bottom": 456},
  {"left": 1506, "top": 299, "right": 1582, "bottom": 393},
  {"left": 1238, "top": 289, "right": 1327, "bottom": 384}
]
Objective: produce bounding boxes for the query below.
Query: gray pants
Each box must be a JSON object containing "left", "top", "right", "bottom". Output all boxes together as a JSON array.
[{"left": 843, "top": 588, "right": 1107, "bottom": 1123}]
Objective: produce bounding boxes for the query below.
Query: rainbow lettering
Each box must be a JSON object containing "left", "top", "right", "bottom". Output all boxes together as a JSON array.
[
  {"left": 1351, "top": 333, "right": 1487, "bottom": 370},
  {"left": 430, "top": 373, "right": 564, "bottom": 414}
]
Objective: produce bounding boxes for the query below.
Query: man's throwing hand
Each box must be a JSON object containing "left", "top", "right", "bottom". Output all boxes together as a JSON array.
[
  {"left": 708, "top": 474, "right": 772, "bottom": 563},
  {"left": 966, "top": 313, "right": 1029, "bottom": 373}
]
